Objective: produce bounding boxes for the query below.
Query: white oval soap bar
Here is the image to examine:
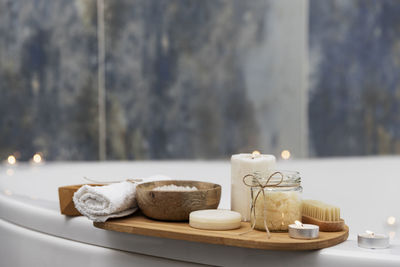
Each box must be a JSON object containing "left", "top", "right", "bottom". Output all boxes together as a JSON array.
[{"left": 189, "top": 209, "right": 242, "bottom": 230}]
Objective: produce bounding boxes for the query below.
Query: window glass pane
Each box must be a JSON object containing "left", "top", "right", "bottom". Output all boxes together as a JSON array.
[
  {"left": 103, "top": 0, "right": 308, "bottom": 160},
  {"left": 0, "top": 0, "right": 98, "bottom": 160},
  {"left": 1, "top": 0, "right": 399, "bottom": 160},
  {"left": 309, "top": 0, "right": 400, "bottom": 157}
]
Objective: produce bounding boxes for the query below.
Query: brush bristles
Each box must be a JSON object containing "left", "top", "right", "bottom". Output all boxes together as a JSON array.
[{"left": 302, "top": 199, "right": 340, "bottom": 222}]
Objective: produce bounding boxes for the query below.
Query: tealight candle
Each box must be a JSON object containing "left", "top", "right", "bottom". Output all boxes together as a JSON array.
[
  {"left": 231, "top": 152, "right": 276, "bottom": 221},
  {"left": 288, "top": 221, "right": 319, "bottom": 239},
  {"left": 358, "top": 230, "right": 389, "bottom": 249}
]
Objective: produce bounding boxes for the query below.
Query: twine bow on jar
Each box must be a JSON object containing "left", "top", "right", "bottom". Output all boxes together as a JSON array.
[{"left": 241, "top": 171, "right": 284, "bottom": 239}]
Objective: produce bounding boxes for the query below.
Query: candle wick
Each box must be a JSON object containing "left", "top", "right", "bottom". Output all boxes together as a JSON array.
[
  {"left": 295, "top": 220, "right": 303, "bottom": 228},
  {"left": 366, "top": 230, "right": 375, "bottom": 237},
  {"left": 251, "top": 151, "right": 261, "bottom": 159}
]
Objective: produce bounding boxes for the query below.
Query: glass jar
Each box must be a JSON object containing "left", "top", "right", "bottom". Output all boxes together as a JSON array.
[{"left": 250, "top": 171, "right": 302, "bottom": 232}]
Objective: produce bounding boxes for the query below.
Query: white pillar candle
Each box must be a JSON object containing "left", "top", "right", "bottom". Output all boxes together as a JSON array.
[{"left": 231, "top": 152, "right": 276, "bottom": 221}]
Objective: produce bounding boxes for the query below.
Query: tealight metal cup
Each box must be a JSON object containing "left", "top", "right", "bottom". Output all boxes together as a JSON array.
[
  {"left": 358, "top": 234, "right": 389, "bottom": 249},
  {"left": 288, "top": 224, "right": 319, "bottom": 239}
]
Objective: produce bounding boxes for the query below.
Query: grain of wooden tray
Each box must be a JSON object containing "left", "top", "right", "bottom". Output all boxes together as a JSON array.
[{"left": 94, "top": 214, "right": 349, "bottom": 251}]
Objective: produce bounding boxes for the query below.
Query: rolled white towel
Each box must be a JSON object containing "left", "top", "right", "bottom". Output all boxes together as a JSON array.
[
  {"left": 73, "top": 175, "right": 170, "bottom": 222},
  {"left": 73, "top": 181, "right": 137, "bottom": 222}
]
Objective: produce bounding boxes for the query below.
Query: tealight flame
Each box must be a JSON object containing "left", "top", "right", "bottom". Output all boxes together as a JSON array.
[
  {"left": 281, "top": 150, "right": 291, "bottom": 160},
  {"left": 251, "top": 150, "right": 261, "bottom": 158},
  {"left": 387, "top": 216, "right": 396, "bottom": 225},
  {"left": 365, "top": 230, "right": 375, "bottom": 237},
  {"left": 7, "top": 155, "right": 16, "bottom": 165},
  {"left": 33, "top": 153, "right": 42, "bottom": 163}
]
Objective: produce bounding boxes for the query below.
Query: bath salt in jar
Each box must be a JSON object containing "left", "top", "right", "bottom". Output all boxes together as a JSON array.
[{"left": 249, "top": 171, "right": 302, "bottom": 232}]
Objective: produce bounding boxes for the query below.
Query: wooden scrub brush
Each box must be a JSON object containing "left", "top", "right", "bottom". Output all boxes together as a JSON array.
[{"left": 302, "top": 200, "right": 345, "bottom": 232}]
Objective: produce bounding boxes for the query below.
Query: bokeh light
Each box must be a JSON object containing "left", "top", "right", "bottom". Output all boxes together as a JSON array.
[
  {"left": 281, "top": 150, "right": 291, "bottom": 160},
  {"left": 7, "top": 155, "right": 16, "bottom": 165},
  {"left": 33, "top": 153, "right": 43, "bottom": 163},
  {"left": 387, "top": 216, "right": 396, "bottom": 225}
]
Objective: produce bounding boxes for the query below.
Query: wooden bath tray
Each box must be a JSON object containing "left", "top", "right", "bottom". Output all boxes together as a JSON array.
[{"left": 94, "top": 214, "right": 349, "bottom": 251}]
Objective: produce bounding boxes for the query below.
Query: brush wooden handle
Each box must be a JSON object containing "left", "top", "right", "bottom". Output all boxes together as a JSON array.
[{"left": 302, "top": 215, "right": 345, "bottom": 232}]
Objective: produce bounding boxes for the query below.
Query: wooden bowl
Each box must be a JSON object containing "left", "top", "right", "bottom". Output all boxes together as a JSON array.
[{"left": 136, "top": 180, "right": 221, "bottom": 221}]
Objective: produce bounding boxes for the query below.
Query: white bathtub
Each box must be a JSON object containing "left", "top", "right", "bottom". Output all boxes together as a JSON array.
[{"left": 0, "top": 158, "right": 399, "bottom": 266}]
